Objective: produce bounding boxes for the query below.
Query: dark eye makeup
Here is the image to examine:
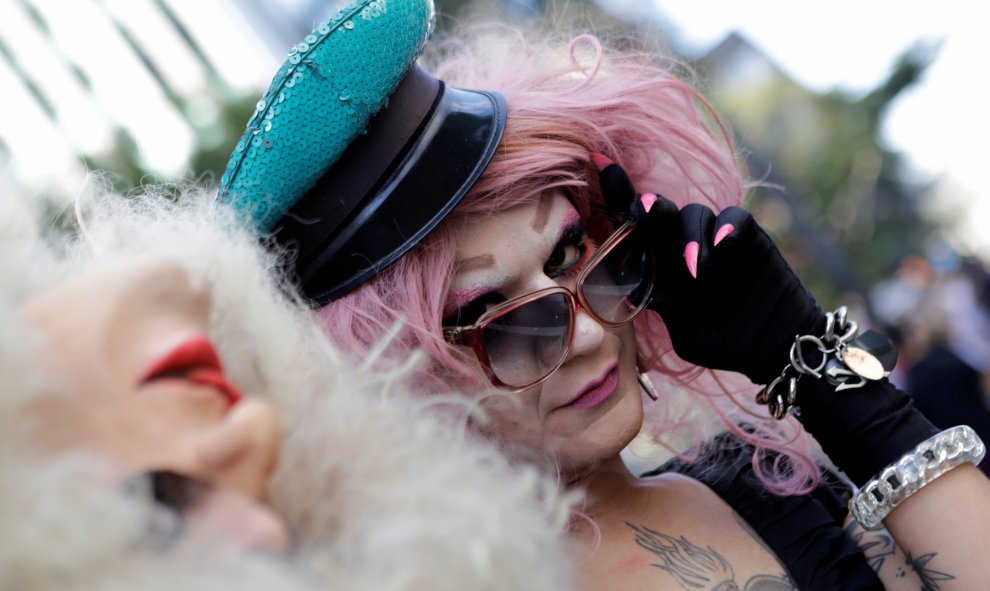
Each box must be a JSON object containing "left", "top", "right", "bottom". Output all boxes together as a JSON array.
[
  {"left": 544, "top": 221, "right": 590, "bottom": 279},
  {"left": 445, "top": 219, "right": 592, "bottom": 328},
  {"left": 443, "top": 291, "right": 505, "bottom": 328}
]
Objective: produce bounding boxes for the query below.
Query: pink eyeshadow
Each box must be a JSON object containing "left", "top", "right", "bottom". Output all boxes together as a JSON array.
[{"left": 443, "top": 286, "right": 492, "bottom": 319}]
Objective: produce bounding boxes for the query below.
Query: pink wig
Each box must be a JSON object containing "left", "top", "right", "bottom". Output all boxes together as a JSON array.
[{"left": 317, "top": 31, "right": 818, "bottom": 494}]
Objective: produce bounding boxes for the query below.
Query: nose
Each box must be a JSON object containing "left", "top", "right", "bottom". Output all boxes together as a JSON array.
[
  {"left": 193, "top": 399, "right": 282, "bottom": 500},
  {"left": 565, "top": 304, "right": 606, "bottom": 361}
]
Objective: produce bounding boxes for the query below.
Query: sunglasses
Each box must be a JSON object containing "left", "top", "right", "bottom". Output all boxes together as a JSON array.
[{"left": 443, "top": 221, "right": 655, "bottom": 391}]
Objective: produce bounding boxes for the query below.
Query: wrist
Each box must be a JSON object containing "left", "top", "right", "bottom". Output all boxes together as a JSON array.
[
  {"left": 752, "top": 305, "right": 940, "bottom": 484},
  {"left": 850, "top": 425, "right": 985, "bottom": 529},
  {"left": 747, "top": 309, "right": 828, "bottom": 387},
  {"left": 798, "top": 377, "right": 939, "bottom": 485},
  {"left": 755, "top": 306, "right": 898, "bottom": 419}
]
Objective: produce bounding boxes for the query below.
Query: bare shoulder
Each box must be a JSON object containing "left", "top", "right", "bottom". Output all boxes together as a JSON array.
[{"left": 577, "top": 473, "right": 796, "bottom": 591}]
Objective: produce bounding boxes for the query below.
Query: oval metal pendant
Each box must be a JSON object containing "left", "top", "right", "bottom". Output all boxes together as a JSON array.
[{"left": 838, "top": 329, "right": 898, "bottom": 380}]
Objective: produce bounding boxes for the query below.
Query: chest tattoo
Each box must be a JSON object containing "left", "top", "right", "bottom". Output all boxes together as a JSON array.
[{"left": 627, "top": 522, "right": 795, "bottom": 591}]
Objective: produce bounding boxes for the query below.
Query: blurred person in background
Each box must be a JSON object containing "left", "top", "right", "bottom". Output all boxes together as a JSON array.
[
  {"left": 906, "top": 257, "right": 990, "bottom": 475},
  {"left": 0, "top": 184, "right": 574, "bottom": 590}
]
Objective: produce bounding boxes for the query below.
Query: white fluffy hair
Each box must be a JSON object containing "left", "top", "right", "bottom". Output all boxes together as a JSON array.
[{"left": 0, "top": 179, "right": 577, "bottom": 590}]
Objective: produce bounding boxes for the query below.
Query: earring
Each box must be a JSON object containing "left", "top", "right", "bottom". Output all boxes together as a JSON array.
[{"left": 637, "top": 368, "right": 659, "bottom": 401}]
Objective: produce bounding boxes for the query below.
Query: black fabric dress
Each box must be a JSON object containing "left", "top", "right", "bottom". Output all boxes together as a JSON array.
[{"left": 641, "top": 433, "right": 885, "bottom": 591}]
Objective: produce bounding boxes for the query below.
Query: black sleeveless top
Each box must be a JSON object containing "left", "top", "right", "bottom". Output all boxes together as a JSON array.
[{"left": 641, "top": 434, "right": 885, "bottom": 591}]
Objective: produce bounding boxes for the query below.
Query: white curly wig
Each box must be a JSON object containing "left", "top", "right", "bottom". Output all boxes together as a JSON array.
[{"left": 0, "top": 177, "right": 577, "bottom": 590}]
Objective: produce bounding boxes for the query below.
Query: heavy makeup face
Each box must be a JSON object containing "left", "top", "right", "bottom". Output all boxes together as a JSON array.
[
  {"left": 20, "top": 257, "right": 289, "bottom": 554},
  {"left": 446, "top": 192, "right": 644, "bottom": 472}
]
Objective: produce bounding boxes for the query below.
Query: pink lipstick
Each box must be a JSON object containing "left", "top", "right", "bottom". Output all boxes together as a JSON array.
[
  {"left": 565, "top": 364, "right": 620, "bottom": 410},
  {"left": 142, "top": 337, "right": 243, "bottom": 408}
]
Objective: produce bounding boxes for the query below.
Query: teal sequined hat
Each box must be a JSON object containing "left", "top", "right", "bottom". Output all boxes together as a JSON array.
[{"left": 217, "top": 0, "right": 506, "bottom": 304}]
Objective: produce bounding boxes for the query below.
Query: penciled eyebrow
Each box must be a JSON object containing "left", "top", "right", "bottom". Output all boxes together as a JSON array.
[
  {"left": 454, "top": 253, "right": 496, "bottom": 274},
  {"left": 531, "top": 192, "right": 553, "bottom": 232},
  {"left": 445, "top": 213, "right": 585, "bottom": 318}
]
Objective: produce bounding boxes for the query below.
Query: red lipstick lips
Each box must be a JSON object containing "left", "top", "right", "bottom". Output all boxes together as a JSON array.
[
  {"left": 565, "top": 364, "right": 619, "bottom": 410},
  {"left": 142, "top": 337, "right": 243, "bottom": 408}
]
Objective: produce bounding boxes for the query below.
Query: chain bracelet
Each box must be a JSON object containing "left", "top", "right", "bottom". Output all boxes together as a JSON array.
[
  {"left": 756, "top": 306, "right": 864, "bottom": 420},
  {"left": 850, "top": 425, "right": 986, "bottom": 530}
]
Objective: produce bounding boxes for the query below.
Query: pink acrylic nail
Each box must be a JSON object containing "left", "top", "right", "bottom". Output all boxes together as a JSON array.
[
  {"left": 640, "top": 193, "right": 658, "bottom": 213},
  {"left": 713, "top": 223, "right": 735, "bottom": 246},
  {"left": 684, "top": 241, "right": 699, "bottom": 278},
  {"left": 590, "top": 153, "right": 614, "bottom": 171}
]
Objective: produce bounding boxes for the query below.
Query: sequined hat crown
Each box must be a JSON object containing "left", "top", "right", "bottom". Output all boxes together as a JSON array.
[{"left": 217, "top": 0, "right": 506, "bottom": 304}]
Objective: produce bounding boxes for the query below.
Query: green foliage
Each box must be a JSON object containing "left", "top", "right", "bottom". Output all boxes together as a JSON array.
[{"left": 699, "top": 39, "right": 940, "bottom": 313}]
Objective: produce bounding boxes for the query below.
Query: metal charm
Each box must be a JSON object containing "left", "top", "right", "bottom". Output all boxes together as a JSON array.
[
  {"left": 824, "top": 358, "right": 867, "bottom": 391},
  {"left": 838, "top": 329, "right": 898, "bottom": 381}
]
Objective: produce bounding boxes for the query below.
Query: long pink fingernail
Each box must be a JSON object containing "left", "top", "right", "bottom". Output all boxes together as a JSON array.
[
  {"left": 590, "top": 152, "right": 614, "bottom": 171},
  {"left": 640, "top": 192, "right": 658, "bottom": 213},
  {"left": 713, "top": 223, "right": 735, "bottom": 246},
  {"left": 684, "top": 241, "right": 699, "bottom": 278}
]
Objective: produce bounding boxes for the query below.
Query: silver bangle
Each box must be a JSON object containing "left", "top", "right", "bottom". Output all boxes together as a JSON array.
[{"left": 850, "top": 425, "right": 986, "bottom": 530}]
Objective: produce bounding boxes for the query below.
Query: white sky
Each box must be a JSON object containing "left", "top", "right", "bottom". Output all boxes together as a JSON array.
[{"left": 647, "top": 0, "right": 990, "bottom": 257}]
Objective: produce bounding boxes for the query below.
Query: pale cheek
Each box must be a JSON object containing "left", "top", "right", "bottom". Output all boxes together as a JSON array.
[{"left": 478, "top": 391, "right": 542, "bottom": 435}]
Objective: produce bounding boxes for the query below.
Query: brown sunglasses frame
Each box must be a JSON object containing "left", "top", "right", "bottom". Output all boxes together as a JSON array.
[{"left": 442, "top": 221, "right": 653, "bottom": 392}]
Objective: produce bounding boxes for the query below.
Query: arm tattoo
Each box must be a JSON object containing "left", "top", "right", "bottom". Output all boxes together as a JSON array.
[
  {"left": 844, "top": 521, "right": 896, "bottom": 573},
  {"left": 845, "top": 521, "right": 957, "bottom": 590},
  {"left": 904, "top": 551, "right": 955, "bottom": 590},
  {"left": 627, "top": 522, "right": 795, "bottom": 591}
]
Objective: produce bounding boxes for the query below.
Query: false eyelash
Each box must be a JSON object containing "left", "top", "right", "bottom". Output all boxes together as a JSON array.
[{"left": 563, "top": 237, "right": 597, "bottom": 278}]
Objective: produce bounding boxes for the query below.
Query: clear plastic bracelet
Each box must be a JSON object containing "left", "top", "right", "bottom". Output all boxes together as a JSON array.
[{"left": 850, "top": 425, "right": 986, "bottom": 530}]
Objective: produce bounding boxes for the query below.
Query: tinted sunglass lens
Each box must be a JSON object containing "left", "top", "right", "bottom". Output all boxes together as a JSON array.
[
  {"left": 582, "top": 231, "right": 653, "bottom": 323},
  {"left": 481, "top": 292, "right": 571, "bottom": 388}
]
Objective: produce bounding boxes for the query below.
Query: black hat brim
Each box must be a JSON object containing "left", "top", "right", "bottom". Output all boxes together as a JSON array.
[{"left": 283, "top": 83, "right": 506, "bottom": 305}]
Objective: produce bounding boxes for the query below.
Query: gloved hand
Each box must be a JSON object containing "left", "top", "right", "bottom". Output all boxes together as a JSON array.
[
  {"left": 594, "top": 155, "right": 938, "bottom": 484},
  {"left": 595, "top": 154, "right": 825, "bottom": 386}
]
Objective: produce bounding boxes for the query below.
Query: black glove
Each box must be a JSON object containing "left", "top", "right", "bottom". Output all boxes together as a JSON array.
[
  {"left": 799, "top": 377, "right": 937, "bottom": 485},
  {"left": 596, "top": 157, "right": 937, "bottom": 484},
  {"left": 597, "top": 156, "right": 825, "bottom": 386}
]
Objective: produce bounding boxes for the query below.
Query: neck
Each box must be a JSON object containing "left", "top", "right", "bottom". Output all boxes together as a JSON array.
[{"left": 565, "top": 454, "right": 638, "bottom": 518}]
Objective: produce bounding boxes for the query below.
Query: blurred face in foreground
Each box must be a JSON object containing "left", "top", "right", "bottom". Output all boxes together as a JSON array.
[
  {"left": 20, "top": 257, "right": 289, "bottom": 554},
  {"left": 444, "top": 192, "right": 645, "bottom": 473}
]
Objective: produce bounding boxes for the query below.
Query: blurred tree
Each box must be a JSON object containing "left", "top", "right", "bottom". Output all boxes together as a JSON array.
[
  {"left": 3, "top": 0, "right": 261, "bottom": 203},
  {"left": 697, "top": 34, "right": 939, "bottom": 313}
]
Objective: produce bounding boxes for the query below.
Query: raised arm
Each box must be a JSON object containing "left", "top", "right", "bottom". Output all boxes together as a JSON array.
[{"left": 598, "top": 156, "right": 990, "bottom": 589}]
